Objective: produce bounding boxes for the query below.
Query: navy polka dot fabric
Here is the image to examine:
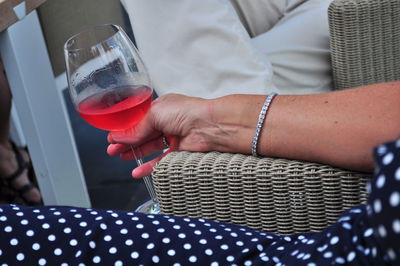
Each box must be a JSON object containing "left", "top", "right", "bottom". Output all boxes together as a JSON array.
[{"left": 0, "top": 138, "right": 399, "bottom": 265}]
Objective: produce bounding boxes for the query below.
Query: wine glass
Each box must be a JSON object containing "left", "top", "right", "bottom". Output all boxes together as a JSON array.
[{"left": 64, "top": 24, "right": 160, "bottom": 214}]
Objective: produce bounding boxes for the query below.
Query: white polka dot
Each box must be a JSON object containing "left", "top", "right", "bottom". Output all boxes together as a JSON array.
[
  {"left": 74, "top": 214, "right": 82, "bottom": 218},
  {"left": 317, "top": 244, "right": 327, "bottom": 252},
  {"left": 136, "top": 224, "right": 144, "bottom": 229},
  {"left": 335, "top": 257, "right": 345, "bottom": 264},
  {"left": 38, "top": 258, "right": 46, "bottom": 265},
  {"left": 210, "top": 262, "right": 218, "bottom": 266},
  {"left": 347, "top": 251, "right": 356, "bottom": 262},
  {"left": 390, "top": 192, "right": 400, "bottom": 207},
  {"left": 16, "top": 253, "right": 25, "bottom": 261},
  {"left": 376, "top": 175, "right": 386, "bottom": 188},
  {"left": 307, "top": 263, "right": 316, "bottom": 266},
  {"left": 377, "top": 145, "right": 387, "bottom": 155},
  {"left": 306, "top": 239, "right": 315, "bottom": 245},
  {"left": 178, "top": 233, "right": 186, "bottom": 239},
  {"left": 93, "top": 256, "right": 101, "bottom": 263},
  {"left": 131, "top": 252, "right": 139, "bottom": 259},
  {"left": 230, "top": 232, "right": 238, "bottom": 237},
  {"left": 162, "top": 237, "right": 170, "bottom": 244},
  {"left": 233, "top": 241, "right": 243, "bottom": 248},
  {"left": 32, "top": 243, "right": 40, "bottom": 250},
  {"left": 323, "top": 252, "right": 333, "bottom": 258},
  {"left": 221, "top": 244, "right": 229, "bottom": 250},
  {"left": 104, "top": 235, "right": 112, "bottom": 241},
  {"left": 199, "top": 239, "right": 207, "bottom": 244},
  {"left": 89, "top": 241, "right": 96, "bottom": 249},
  {"left": 85, "top": 230, "right": 92, "bottom": 236},
  {"left": 0, "top": 216, "right": 6, "bottom": 222},
  {"left": 157, "top": 228, "right": 165, "bottom": 233},
  {"left": 330, "top": 236, "right": 339, "bottom": 245},
  {"left": 20, "top": 219, "right": 28, "bottom": 225},
  {"left": 147, "top": 243, "right": 155, "bottom": 250},
  {"left": 364, "top": 248, "right": 370, "bottom": 256},
  {"left": 42, "top": 223, "right": 50, "bottom": 229},
  {"left": 364, "top": 228, "right": 373, "bottom": 237},
  {"left": 303, "top": 254, "right": 311, "bottom": 260},
  {"left": 79, "top": 222, "right": 87, "bottom": 227},
  {"left": 168, "top": 249, "right": 176, "bottom": 256},
  {"left": 173, "top": 225, "right": 181, "bottom": 230},
  {"left": 373, "top": 200, "right": 382, "bottom": 213},
  {"left": 37, "top": 215, "right": 45, "bottom": 220},
  {"left": 194, "top": 230, "right": 202, "bottom": 235},
  {"left": 297, "top": 253, "right": 305, "bottom": 259},
  {"left": 141, "top": 233, "right": 149, "bottom": 239},
  {"left": 395, "top": 167, "right": 400, "bottom": 181},
  {"left": 115, "top": 220, "right": 123, "bottom": 225},
  {"left": 10, "top": 238, "right": 18, "bottom": 245},
  {"left": 64, "top": 227, "right": 71, "bottom": 234},
  {"left": 75, "top": 250, "right": 82, "bottom": 257},
  {"left": 215, "top": 235, "right": 223, "bottom": 240},
  {"left": 189, "top": 256, "right": 197, "bottom": 263},
  {"left": 58, "top": 218, "right": 66, "bottom": 223},
  {"left": 378, "top": 225, "right": 387, "bottom": 238},
  {"left": 54, "top": 248, "right": 62, "bottom": 256},
  {"left": 109, "top": 247, "right": 117, "bottom": 254},
  {"left": 383, "top": 153, "right": 394, "bottom": 165},
  {"left": 244, "top": 260, "right": 252, "bottom": 266},
  {"left": 48, "top": 235, "right": 56, "bottom": 241},
  {"left": 120, "top": 228, "right": 128, "bottom": 234},
  {"left": 4, "top": 226, "right": 12, "bottom": 232},
  {"left": 205, "top": 249, "right": 213, "bottom": 256},
  {"left": 152, "top": 220, "right": 160, "bottom": 225},
  {"left": 184, "top": 243, "right": 191, "bottom": 250},
  {"left": 125, "top": 239, "right": 133, "bottom": 246},
  {"left": 393, "top": 219, "right": 400, "bottom": 233},
  {"left": 388, "top": 249, "right": 397, "bottom": 260},
  {"left": 115, "top": 260, "right": 123, "bottom": 266}
]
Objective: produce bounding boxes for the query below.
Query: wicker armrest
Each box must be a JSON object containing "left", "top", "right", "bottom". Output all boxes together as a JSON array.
[
  {"left": 329, "top": 0, "right": 400, "bottom": 90},
  {"left": 153, "top": 151, "right": 371, "bottom": 234}
]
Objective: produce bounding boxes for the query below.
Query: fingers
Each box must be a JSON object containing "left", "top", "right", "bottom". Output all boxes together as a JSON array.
[
  {"left": 107, "top": 136, "right": 171, "bottom": 159},
  {"left": 131, "top": 151, "right": 170, "bottom": 178}
]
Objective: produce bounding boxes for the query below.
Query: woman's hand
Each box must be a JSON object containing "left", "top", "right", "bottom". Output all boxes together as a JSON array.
[{"left": 107, "top": 94, "right": 214, "bottom": 178}]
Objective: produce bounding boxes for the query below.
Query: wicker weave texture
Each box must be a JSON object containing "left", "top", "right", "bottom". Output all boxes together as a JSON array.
[
  {"left": 329, "top": 0, "right": 400, "bottom": 90},
  {"left": 153, "top": 151, "right": 371, "bottom": 234}
]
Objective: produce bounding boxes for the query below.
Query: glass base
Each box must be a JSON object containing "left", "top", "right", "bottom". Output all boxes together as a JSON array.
[{"left": 135, "top": 199, "right": 160, "bottom": 214}]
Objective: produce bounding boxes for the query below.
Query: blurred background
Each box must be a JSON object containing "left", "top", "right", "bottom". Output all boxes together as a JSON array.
[{"left": 35, "top": 0, "right": 151, "bottom": 211}]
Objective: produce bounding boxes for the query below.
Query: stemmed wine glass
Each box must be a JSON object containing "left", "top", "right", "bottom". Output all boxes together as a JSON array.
[{"left": 64, "top": 24, "right": 160, "bottom": 214}]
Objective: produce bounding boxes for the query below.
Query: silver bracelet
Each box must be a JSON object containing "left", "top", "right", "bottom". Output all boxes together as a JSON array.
[{"left": 252, "top": 92, "right": 277, "bottom": 157}]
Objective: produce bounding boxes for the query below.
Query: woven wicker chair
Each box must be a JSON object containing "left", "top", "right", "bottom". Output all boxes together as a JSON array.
[{"left": 152, "top": 0, "right": 400, "bottom": 235}]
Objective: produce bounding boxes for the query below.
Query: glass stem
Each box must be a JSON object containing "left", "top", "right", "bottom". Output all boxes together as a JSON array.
[{"left": 130, "top": 145, "right": 158, "bottom": 202}]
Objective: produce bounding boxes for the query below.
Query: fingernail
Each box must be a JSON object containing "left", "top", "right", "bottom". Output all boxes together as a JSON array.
[{"left": 131, "top": 168, "right": 140, "bottom": 179}]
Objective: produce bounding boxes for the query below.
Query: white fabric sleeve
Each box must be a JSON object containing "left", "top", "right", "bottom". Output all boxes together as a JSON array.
[{"left": 121, "top": 0, "right": 277, "bottom": 98}]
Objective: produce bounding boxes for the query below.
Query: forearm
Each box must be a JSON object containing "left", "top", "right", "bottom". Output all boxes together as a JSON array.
[{"left": 205, "top": 82, "right": 400, "bottom": 172}]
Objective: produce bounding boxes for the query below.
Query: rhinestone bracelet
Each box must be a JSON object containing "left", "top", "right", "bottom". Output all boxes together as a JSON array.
[{"left": 251, "top": 92, "right": 277, "bottom": 157}]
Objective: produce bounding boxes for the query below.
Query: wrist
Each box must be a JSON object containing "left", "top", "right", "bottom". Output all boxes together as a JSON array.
[{"left": 198, "top": 95, "right": 263, "bottom": 154}]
